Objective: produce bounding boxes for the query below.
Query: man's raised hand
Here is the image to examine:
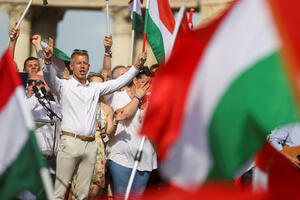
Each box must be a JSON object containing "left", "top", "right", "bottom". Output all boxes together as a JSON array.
[
  {"left": 104, "top": 34, "right": 112, "bottom": 52},
  {"left": 44, "top": 37, "right": 54, "bottom": 64},
  {"left": 9, "top": 24, "right": 20, "bottom": 42},
  {"left": 134, "top": 51, "right": 147, "bottom": 70}
]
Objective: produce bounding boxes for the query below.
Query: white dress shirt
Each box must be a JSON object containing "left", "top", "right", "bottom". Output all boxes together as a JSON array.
[{"left": 43, "top": 64, "right": 138, "bottom": 137}]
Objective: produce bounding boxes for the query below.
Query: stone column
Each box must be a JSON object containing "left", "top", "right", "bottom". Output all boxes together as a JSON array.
[
  {"left": 200, "top": 0, "right": 234, "bottom": 25},
  {"left": 30, "top": 6, "right": 66, "bottom": 56},
  {"left": 110, "top": 6, "right": 132, "bottom": 67},
  {"left": 1, "top": 3, "right": 32, "bottom": 70}
]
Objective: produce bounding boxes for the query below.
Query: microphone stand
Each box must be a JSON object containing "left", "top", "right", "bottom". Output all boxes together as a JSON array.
[{"left": 35, "top": 94, "right": 61, "bottom": 158}]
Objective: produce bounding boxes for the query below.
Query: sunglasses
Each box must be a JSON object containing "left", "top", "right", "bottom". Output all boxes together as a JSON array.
[
  {"left": 27, "top": 79, "right": 45, "bottom": 86},
  {"left": 73, "top": 49, "right": 88, "bottom": 54}
]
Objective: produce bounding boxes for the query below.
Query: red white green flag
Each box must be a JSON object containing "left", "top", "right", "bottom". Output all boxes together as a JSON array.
[
  {"left": 141, "top": 0, "right": 300, "bottom": 189},
  {"left": 0, "top": 50, "right": 53, "bottom": 199},
  {"left": 144, "top": 0, "right": 175, "bottom": 63}
]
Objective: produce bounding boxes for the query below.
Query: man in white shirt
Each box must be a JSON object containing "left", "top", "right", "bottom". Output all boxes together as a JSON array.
[{"left": 42, "top": 38, "right": 146, "bottom": 200}]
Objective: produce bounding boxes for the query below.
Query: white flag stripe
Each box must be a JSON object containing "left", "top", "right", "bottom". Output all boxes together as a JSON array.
[{"left": 0, "top": 87, "right": 31, "bottom": 174}]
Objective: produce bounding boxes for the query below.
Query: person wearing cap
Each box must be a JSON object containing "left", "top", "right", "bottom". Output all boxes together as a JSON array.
[{"left": 42, "top": 37, "right": 146, "bottom": 200}]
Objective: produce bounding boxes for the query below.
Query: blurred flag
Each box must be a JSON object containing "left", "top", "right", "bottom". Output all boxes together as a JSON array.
[
  {"left": 129, "top": 0, "right": 144, "bottom": 33},
  {"left": 141, "top": 0, "right": 300, "bottom": 189},
  {"left": 0, "top": 50, "right": 51, "bottom": 199},
  {"left": 144, "top": 0, "right": 175, "bottom": 63}
]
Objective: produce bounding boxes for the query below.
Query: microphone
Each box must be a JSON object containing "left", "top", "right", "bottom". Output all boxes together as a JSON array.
[
  {"left": 41, "top": 86, "right": 49, "bottom": 99},
  {"left": 41, "top": 86, "right": 55, "bottom": 101},
  {"left": 33, "top": 86, "right": 41, "bottom": 99}
]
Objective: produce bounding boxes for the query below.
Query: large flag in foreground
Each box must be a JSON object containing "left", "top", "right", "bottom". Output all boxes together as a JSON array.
[
  {"left": 0, "top": 50, "right": 50, "bottom": 198},
  {"left": 145, "top": 0, "right": 175, "bottom": 63},
  {"left": 141, "top": 0, "right": 300, "bottom": 188}
]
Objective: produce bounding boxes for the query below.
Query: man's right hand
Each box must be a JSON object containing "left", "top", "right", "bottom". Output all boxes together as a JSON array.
[
  {"left": 44, "top": 37, "right": 54, "bottom": 64},
  {"left": 31, "top": 35, "right": 42, "bottom": 47},
  {"left": 281, "top": 151, "right": 300, "bottom": 169},
  {"left": 9, "top": 25, "right": 20, "bottom": 42},
  {"left": 104, "top": 34, "right": 112, "bottom": 52},
  {"left": 134, "top": 51, "right": 147, "bottom": 70}
]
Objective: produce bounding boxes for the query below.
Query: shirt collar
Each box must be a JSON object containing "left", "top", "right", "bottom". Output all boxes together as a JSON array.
[{"left": 71, "top": 77, "right": 90, "bottom": 87}]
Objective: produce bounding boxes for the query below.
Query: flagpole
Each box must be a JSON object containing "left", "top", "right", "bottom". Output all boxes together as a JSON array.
[
  {"left": 124, "top": 136, "right": 146, "bottom": 200},
  {"left": 188, "top": 8, "right": 194, "bottom": 30},
  {"left": 142, "top": 0, "right": 150, "bottom": 53},
  {"left": 105, "top": 0, "right": 110, "bottom": 34},
  {"left": 129, "top": 0, "right": 137, "bottom": 65},
  {"left": 167, "top": 6, "right": 185, "bottom": 60},
  {"left": 9, "top": 0, "right": 33, "bottom": 39},
  {"left": 130, "top": 31, "right": 135, "bottom": 65}
]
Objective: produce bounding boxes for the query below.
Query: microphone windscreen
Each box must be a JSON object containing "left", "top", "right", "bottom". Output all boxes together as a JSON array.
[
  {"left": 32, "top": 86, "right": 39, "bottom": 94},
  {"left": 41, "top": 86, "right": 47, "bottom": 95}
]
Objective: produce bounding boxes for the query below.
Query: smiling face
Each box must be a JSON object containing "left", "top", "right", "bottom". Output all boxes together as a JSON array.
[{"left": 69, "top": 54, "right": 90, "bottom": 84}]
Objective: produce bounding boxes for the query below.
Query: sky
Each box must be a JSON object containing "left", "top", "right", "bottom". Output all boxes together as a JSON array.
[{"left": 0, "top": 7, "right": 199, "bottom": 73}]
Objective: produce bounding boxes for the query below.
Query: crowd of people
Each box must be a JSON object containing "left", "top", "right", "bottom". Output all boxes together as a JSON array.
[{"left": 8, "top": 25, "right": 160, "bottom": 200}]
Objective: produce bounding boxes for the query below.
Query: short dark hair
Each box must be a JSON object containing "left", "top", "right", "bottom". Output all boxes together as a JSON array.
[
  {"left": 136, "top": 66, "right": 152, "bottom": 79},
  {"left": 71, "top": 49, "right": 89, "bottom": 64},
  {"left": 150, "top": 64, "right": 159, "bottom": 72},
  {"left": 128, "top": 67, "right": 151, "bottom": 87},
  {"left": 112, "top": 65, "right": 127, "bottom": 79},
  {"left": 87, "top": 72, "right": 104, "bottom": 82},
  {"left": 23, "top": 57, "right": 39, "bottom": 71}
]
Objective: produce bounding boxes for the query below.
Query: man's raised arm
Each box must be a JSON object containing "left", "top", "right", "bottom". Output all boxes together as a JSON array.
[
  {"left": 42, "top": 37, "right": 62, "bottom": 96},
  {"left": 98, "top": 52, "right": 147, "bottom": 96},
  {"left": 102, "top": 34, "right": 112, "bottom": 81}
]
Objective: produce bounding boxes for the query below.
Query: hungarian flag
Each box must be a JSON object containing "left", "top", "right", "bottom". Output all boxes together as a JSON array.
[
  {"left": 41, "top": 41, "right": 71, "bottom": 76},
  {"left": 0, "top": 50, "right": 52, "bottom": 199},
  {"left": 144, "top": 0, "right": 175, "bottom": 63},
  {"left": 129, "top": 0, "right": 144, "bottom": 33},
  {"left": 141, "top": 0, "right": 300, "bottom": 189}
]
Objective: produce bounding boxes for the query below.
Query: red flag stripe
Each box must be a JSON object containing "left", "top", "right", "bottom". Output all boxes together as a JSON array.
[
  {"left": 0, "top": 50, "right": 22, "bottom": 112},
  {"left": 157, "top": 0, "right": 175, "bottom": 34}
]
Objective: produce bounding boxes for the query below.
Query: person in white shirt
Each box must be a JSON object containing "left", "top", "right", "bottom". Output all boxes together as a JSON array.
[
  {"left": 42, "top": 38, "right": 146, "bottom": 200},
  {"left": 26, "top": 74, "right": 61, "bottom": 174},
  {"left": 107, "top": 67, "right": 157, "bottom": 197}
]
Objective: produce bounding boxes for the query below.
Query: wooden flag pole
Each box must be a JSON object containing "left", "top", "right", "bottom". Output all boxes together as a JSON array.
[{"left": 10, "top": 0, "right": 33, "bottom": 39}]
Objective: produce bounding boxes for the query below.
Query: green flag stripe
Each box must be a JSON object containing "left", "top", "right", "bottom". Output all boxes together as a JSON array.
[
  {"left": 207, "top": 52, "right": 299, "bottom": 179},
  {"left": 145, "top": 9, "right": 165, "bottom": 63},
  {"left": 133, "top": 12, "right": 144, "bottom": 33},
  {"left": 53, "top": 47, "right": 70, "bottom": 62},
  {"left": 0, "top": 131, "right": 46, "bottom": 199}
]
